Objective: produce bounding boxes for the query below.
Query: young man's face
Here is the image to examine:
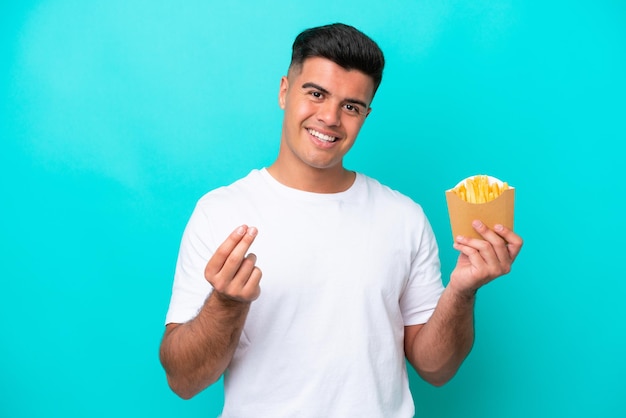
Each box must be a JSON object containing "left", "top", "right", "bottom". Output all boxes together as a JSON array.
[{"left": 277, "top": 56, "right": 375, "bottom": 176}]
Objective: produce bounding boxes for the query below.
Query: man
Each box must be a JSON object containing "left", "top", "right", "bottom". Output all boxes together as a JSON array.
[{"left": 160, "top": 23, "right": 523, "bottom": 417}]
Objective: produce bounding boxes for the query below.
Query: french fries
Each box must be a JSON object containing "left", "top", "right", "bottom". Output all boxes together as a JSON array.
[{"left": 452, "top": 175, "right": 509, "bottom": 204}]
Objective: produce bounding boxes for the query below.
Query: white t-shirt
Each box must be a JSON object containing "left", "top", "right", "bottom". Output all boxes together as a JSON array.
[{"left": 166, "top": 169, "right": 444, "bottom": 417}]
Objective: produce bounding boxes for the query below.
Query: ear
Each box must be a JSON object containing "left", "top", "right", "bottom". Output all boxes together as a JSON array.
[{"left": 278, "top": 76, "right": 288, "bottom": 109}]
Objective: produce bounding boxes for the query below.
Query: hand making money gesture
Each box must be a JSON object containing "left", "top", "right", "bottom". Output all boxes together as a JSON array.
[{"left": 204, "top": 225, "right": 262, "bottom": 303}]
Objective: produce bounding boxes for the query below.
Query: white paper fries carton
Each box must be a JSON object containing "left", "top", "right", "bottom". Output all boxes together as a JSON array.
[{"left": 445, "top": 175, "right": 515, "bottom": 240}]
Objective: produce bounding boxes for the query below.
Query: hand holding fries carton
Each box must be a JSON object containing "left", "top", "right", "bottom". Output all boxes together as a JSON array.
[{"left": 445, "top": 175, "right": 515, "bottom": 240}]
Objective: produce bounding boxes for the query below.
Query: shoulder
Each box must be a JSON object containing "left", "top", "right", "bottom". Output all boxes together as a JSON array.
[
  {"left": 358, "top": 173, "right": 426, "bottom": 217},
  {"left": 182, "top": 169, "right": 267, "bottom": 243},
  {"left": 196, "top": 169, "right": 265, "bottom": 207},
  {"left": 356, "top": 174, "right": 438, "bottom": 256},
  {"left": 183, "top": 169, "right": 268, "bottom": 231}
]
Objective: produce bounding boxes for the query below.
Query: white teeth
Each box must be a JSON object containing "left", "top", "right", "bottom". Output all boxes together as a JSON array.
[{"left": 308, "top": 129, "right": 337, "bottom": 143}]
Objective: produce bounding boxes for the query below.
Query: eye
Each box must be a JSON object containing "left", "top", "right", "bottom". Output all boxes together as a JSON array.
[
  {"left": 309, "top": 90, "right": 324, "bottom": 100},
  {"left": 343, "top": 103, "right": 364, "bottom": 116}
]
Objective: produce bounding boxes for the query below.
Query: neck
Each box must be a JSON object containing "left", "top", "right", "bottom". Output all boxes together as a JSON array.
[{"left": 266, "top": 162, "right": 356, "bottom": 194}]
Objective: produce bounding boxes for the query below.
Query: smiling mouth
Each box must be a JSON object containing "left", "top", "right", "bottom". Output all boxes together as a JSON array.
[{"left": 307, "top": 128, "right": 338, "bottom": 143}]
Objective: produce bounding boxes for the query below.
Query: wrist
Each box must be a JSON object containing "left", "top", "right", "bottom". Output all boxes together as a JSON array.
[
  {"left": 210, "top": 290, "right": 252, "bottom": 309},
  {"left": 445, "top": 281, "right": 477, "bottom": 304}
]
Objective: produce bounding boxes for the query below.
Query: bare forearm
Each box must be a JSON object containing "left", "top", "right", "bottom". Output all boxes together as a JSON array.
[
  {"left": 159, "top": 292, "right": 250, "bottom": 399},
  {"left": 406, "top": 286, "right": 476, "bottom": 386},
  {"left": 406, "top": 222, "right": 523, "bottom": 386}
]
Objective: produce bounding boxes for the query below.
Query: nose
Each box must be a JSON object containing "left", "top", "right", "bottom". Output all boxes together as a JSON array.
[{"left": 316, "top": 100, "right": 341, "bottom": 127}]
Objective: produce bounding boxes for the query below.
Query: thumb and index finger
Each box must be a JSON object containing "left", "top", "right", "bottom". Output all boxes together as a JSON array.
[{"left": 205, "top": 225, "right": 259, "bottom": 277}]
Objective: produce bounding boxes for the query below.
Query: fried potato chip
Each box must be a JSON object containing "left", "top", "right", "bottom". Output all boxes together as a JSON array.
[{"left": 452, "top": 175, "right": 509, "bottom": 204}]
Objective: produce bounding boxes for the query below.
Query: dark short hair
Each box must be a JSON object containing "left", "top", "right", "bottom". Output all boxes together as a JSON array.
[{"left": 289, "top": 23, "right": 385, "bottom": 96}]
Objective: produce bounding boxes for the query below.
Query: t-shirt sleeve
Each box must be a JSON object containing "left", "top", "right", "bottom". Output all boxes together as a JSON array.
[
  {"left": 164, "top": 202, "right": 215, "bottom": 325},
  {"left": 399, "top": 212, "right": 445, "bottom": 326}
]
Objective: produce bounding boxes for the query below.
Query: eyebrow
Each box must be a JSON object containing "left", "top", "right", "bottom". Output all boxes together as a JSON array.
[{"left": 301, "top": 82, "right": 369, "bottom": 110}]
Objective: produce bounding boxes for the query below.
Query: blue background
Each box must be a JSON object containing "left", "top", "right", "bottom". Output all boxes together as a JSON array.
[{"left": 2, "top": 1, "right": 625, "bottom": 417}]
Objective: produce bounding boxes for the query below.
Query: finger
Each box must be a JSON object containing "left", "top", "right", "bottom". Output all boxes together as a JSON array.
[
  {"left": 493, "top": 224, "right": 524, "bottom": 260},
  {"left": 230, "top": 253, "right": 259, "bottom": 288},
  {"left": 220, "top": 227, "right": 259, "bottom": 279},
  {"left": 205, "top": 225, "right": 249, "bottom": 276},
  {"left": 452, "top": 243, "right": 495, "bottom": 285},
  {"left": 205, "top": 225, "right": 254, "bottom": 276},
  {"left": 223, "top": 254, "right": 262, "bottom": 302},
  {"left": 453, "top": 241, "right": 487, "bottom": 269},
  {"left": 242, "top": 266, "right": 263, "bottom": 301},
  {"left": 470, "top": 220, "right": 511, "bottom": 265},
  {"left": 455, "top": 233, "right": 508, "bottom": 279},
  {"left": 455, "top": 229, "right": 501, "bottom": 268}
]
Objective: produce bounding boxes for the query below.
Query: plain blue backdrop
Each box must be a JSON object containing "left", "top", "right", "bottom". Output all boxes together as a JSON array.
[{"left": 2, "top": 1, "right": 625, "bottom": 417}]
